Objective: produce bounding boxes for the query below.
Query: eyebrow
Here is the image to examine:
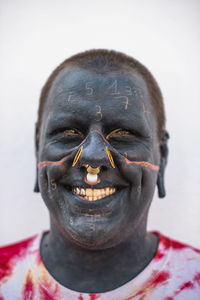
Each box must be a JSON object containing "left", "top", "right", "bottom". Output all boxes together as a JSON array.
[
  {"left": 46, "top": 119, "right": 81, "bottom": 132},
  {"left": 104, "top": 114, "right": 151, "bottom": 137}
]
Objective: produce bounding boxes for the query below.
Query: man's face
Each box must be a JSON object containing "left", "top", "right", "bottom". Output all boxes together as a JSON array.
[{"left": 38, "top": 66, "right": 160, "bottom": 249}]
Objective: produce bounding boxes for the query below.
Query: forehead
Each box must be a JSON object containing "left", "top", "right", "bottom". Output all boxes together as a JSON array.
[
  {"left": 42, "top": 66, "right": 156, "bottom": 133},
  {"left": 47, "top": 66, "right": 149, "bottom": 101}
]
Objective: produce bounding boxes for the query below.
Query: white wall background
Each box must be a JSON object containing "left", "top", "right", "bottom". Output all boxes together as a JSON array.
[{"left": 0, "top": 0, "right": 199, "bottom": 247}]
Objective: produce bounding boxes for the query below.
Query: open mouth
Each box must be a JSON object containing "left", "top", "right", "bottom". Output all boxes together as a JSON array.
[{"left": 72, "top": 187, "right": 117, "bottom": 201}]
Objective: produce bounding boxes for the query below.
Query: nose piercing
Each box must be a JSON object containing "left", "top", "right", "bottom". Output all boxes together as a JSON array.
[
  {"left": 72, "top": 145, "right": 115, "bottom": 169},
  {"left": 86, "top": 165, "right": 101, "bottom": 183},
  {"left": 72, "top": 146, "right": 83, "bottom": 167},
  {"left": 72, "top": 143, "right": 115, "bottom": 187},
  {"left": 106, "top": 146, "right": 115, "bottom": 168}
]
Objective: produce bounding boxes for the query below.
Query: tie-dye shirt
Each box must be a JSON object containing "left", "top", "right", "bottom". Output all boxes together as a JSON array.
[{"left": 0, "top": 232, "right": 200, "bottom": 300}]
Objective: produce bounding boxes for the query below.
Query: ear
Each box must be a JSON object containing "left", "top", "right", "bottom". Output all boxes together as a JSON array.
[
  {"left": 34, "top": 122, "right": 40, "bottom": 193},
  {"left": 157, "top": 130, "right": 169, "bottom": 198}
]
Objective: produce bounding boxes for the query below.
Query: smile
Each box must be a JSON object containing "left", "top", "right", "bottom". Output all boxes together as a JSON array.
[{"left": 72, "top": 187, "right": 117, "bottom": 201}]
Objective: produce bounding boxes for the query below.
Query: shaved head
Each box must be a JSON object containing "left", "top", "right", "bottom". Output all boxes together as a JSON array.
[{"left": 37, "top": 49, "right": 165, "bottom": 142}]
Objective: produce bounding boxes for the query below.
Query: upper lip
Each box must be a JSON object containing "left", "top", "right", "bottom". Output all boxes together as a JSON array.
[
  {"left": 60, "top": 173, "right": 129, "bottom": 190},
  {"left": 64, "top": 183, "right": 126, "bottom": 190}
]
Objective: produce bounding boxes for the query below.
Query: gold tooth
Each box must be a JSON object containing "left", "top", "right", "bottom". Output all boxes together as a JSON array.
[
  {"left": 86, "top": 188, "right": 92, "bottom": 197},
  {"left": 106, "top": 188, "right": 111, "bottom": 195},
  {"left": 97, "top": 190, "right": 102, "bottom": 197},
  {"left": 105, "top": 187, "right": 110, "bottom": 196},
  {"left": 74, "top": 187, "right": 117, "bottom": 198}
]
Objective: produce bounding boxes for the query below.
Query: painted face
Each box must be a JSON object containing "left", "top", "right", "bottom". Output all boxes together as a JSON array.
[{"left": 38, "top": 66, "right": 160, "bottom": 249}]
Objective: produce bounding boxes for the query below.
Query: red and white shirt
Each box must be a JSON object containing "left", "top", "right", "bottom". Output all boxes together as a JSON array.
[{"left": 0, "top": 232, "right": 200, "bottom": 300}]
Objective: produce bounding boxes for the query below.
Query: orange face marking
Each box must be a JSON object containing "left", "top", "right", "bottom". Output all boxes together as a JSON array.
[
  {"left": 38, "top": 156, "right": 67, "bottom": 169},
  {"left": 124, "top": 157, "right": 159, "bottom": 171},
  {"left": 38, "top": 130, "right": 159, "bottom": 172}
]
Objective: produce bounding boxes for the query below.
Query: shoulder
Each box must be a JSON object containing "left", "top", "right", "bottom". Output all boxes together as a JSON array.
[
  {"left": 0, "top": 234, "right": 40, "bottom": 282},
  {"left": 156, "top": 231, "right": 200, "bottom": 258},
  {"left": 153, "top": 232, "right": 200, "bottom": 294}
]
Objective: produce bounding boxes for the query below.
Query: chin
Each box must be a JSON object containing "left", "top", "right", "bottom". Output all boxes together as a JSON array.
[
  {"left": 41, "top": 176, "right": 150, "bottom": 249},
  {"left": 47, "top": 185, "right": 134, "bottom": 249},
  {"left": 59, "top": 210, "right": 127, "bottom": 250}
]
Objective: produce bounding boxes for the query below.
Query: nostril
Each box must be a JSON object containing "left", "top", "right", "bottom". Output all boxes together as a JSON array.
[
  {"left": 80, "top": 166, "right": 86, "bottom": 173},
  {"left": 101, "top": 166, "right": 108, "bottom": 172}
]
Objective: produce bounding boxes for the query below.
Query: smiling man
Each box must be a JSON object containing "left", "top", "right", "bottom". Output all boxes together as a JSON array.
[{"left": 0, "top": 50, "right": 200, "bottom": 299}]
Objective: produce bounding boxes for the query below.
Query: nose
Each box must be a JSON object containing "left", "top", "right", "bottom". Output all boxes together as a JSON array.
[
  {"left": 72, "top": 131, "right": 115, "bottom": 171},
  {"left": 79, "top": 131, "right": 112, "bottom": 169}
]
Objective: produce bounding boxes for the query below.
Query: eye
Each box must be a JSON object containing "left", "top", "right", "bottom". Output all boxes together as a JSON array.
[
  {"left": 52, "top": 128, "right": 83, "bottom": 137},
  {"left": 62, "top": 128, "right": 83, "bottom": 137},
  {"left": 106, "top": 128, "right": 133, "bottom": 139}
]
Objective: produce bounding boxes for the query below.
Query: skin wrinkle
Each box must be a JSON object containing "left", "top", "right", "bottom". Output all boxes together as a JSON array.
[{"left": 38, "top": 130, "right": 159, "bottom": 172}]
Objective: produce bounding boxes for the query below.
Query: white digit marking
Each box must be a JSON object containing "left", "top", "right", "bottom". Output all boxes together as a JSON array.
[
  {"left": 115, "top": 96, "right": 129, "bottom": 110},
  {"left": 95, "top": 105, "right": 102, "bottom": 121},
  {"left": 67, "top": 92, "right": 73, "bottom": 102},
  {"left": 125, "top": 86, "right": 132, "bottom": 95},
  {"left": 85, "top": 82, "right": 93, "bottom": 96},
  {"left": 108, "top": 80, "right": 120, "bottom": 95}
]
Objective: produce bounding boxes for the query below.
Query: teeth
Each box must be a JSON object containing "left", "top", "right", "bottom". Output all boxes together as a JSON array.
[
  {"left": 81, "top": 188, "right": 85, "bottom": 196},
  {"left": 72, "top": 187, "right": 117, "bottom": 201}
]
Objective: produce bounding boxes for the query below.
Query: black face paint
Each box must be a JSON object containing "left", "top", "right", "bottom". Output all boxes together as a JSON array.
[{"left": 38, "top": 66, "right": 160, "bottom": 250}]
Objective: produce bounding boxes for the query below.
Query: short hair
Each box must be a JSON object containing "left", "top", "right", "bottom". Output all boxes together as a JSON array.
[{"left": 37, "top": 49, "right": 165, "bottom": 141}]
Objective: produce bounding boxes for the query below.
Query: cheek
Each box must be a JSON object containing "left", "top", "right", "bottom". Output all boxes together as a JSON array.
[
  {"left": 115, "top": 153, "right": 158, "bottom": 208},
  {"left": 38, "top": 163, "right": 67, "bottom": 213},
  {"left": 141, "top": 168, "right": 158, "bottom": 200}
]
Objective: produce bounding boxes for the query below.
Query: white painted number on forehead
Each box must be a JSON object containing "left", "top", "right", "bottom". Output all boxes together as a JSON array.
[
  {"left": 115, "top": 96, "right": 129, "bottom": 110},
  {"left": 67, "top": 92, "right": 74, "bottom": 102},
  {"left": 85, "top": 82, "right": 94, "bottom": 96},
  {"left": 108, "top": 80, "right": 120, "bottom": 95},
  {"left": 125, "top": 86, "right": 132, "bottom": 96},
  {"left": 95, "top": 105, "right": 102, "bottom": 121},
  {"left": 58, "top": 79, "right": 144, "bottom": 104}
]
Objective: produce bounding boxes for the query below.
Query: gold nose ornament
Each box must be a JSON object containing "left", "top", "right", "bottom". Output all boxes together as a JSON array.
[
  {"left": 72, "top": 144, "right": 115, "bottom": 184},
  {"left": 106, "top": 146, "right": 115, "bottom": 168},
  {"left": 85, "top": 165, "right": 101, "bottom": 183},
  {"left": 72, "top": 146, "right": 83, "bottom": 167}
]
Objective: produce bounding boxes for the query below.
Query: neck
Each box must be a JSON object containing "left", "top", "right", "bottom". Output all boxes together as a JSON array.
[{"left": 40, "top": 217, "right": 158, "bottom": 293}]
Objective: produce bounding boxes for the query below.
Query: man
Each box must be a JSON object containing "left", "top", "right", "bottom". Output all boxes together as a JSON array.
[{"left": 0, "top": 50, "right": 200, "bottom": 299}]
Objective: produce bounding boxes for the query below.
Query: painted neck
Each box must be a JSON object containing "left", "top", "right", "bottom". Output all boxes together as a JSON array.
[{"left": 40, "top": 216, "right": 158, "bottom": 293}]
